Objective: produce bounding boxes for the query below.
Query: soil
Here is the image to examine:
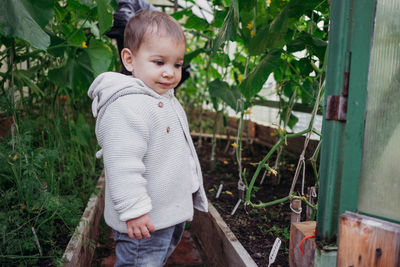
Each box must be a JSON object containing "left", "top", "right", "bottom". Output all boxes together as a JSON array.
[
  {"left": 91, "top": 136, "right": 318, "bottom": 267},
  {"left": 195, "top": 137, "right": 317, "bottom": 266}
]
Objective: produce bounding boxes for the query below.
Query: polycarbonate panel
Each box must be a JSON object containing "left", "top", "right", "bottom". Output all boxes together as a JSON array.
[{"left": 358, "top": 0, "right": 400, "bottom": 221}]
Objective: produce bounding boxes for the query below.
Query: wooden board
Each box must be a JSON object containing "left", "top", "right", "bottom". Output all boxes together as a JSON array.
[
  {"left": 337, "top": 212, "right": 400, "bottom": 267},
  {"left": 191, "top": 202, "right": 258, "bottom": 267},
  {"left": 62, "top": 174, "right": 105, "bottom": 267}
]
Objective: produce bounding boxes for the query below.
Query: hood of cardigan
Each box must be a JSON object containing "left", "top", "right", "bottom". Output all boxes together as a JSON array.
[{"left": 88, "top": 72, "right": 174, "bottom": 118}]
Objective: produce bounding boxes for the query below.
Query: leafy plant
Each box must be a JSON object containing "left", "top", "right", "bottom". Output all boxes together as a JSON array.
[
  {"left": 0, "top": 0, "right": 116, "bottom": 265},
  {"left": 175, "top": 0, "right": 327, "bottom": 211}
]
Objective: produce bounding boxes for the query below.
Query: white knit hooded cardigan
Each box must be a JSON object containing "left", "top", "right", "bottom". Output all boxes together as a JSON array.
[{"left": 88, "top": 72, "right": 208, "bottom": 233}]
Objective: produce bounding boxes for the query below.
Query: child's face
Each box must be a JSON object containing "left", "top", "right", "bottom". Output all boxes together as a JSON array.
[{"left": 128, "top": 34, "right": 185, "bottom": 95}]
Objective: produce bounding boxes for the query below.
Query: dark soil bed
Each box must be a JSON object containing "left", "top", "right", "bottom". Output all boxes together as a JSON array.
[{"left": 196, "top": 137, "right": 317, "bottom": 266}]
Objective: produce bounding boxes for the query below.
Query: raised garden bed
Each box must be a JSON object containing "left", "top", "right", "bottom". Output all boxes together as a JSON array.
[
  {"left": 62, "top": 174, "right": 105, "bottom": 267},
  {"left": 194, "top": 121, "right": 318, "bottom": 266},
  {"left": 87, "top": 120, "right": 318, "bottom": 266}
]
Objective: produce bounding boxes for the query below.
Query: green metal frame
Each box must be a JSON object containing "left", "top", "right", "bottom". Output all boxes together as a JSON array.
[
  {"left": 338, "top": 0, "right": 376, "bottom": 218},
  {"left": 316, "top": 0, "right": 353, "bottom": 243},
  {"left": 317, "top": 0, "right": 377, "bottom": 243}
]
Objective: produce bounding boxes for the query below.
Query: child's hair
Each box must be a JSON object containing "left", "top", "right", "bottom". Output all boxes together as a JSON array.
[{"left": 124, "top": 10, "right": 185, "bottom": 52}]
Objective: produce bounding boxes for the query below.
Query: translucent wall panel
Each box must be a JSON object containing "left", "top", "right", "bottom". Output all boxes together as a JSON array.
[{"left": 358, "top": 0, "right": 400, "bottom": 221}]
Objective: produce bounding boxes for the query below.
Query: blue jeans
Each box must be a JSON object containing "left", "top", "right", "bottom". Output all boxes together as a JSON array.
[{"left": 112, "top": 222, "right": 186, "bottom": 267}]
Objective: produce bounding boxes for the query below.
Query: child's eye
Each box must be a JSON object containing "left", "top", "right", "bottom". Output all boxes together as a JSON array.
[
  {"left": 153, "top": 60, "right": 164, "bottom": 66},
  {"left": 174, "top": 63, "right": 183, "bottom": 68}
]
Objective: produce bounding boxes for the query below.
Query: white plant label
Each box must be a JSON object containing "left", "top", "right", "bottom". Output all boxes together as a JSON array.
[
  {"left": 230, "top": 199, "right": 241, "bottom": 215},
  {"left": 268, "top": 237, "right": 281, "bottom": 267},
  {"left": 215, "top": 183, "right": 223, "bottom": 199}
]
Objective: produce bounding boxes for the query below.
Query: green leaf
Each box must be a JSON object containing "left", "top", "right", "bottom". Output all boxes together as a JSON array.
[
  {"left": 97, "top": 0, "right": 113, "bottom": 35},
  {"left": 240, "top": 50, "right": 281, "bottom": 100},
  {"left": 0, "top": 0, "right": 52, "bottom": 50},
  {"left": 287, "top": 112, "right": 299, "bottom": 129},
  {"left": 184, "top": 16, "right": 209, "bottom": 31},
  {"left": 70, "top": 114, "right": 92, "bottom": 147},
  {"left": 209, "top": 79, "right": 241, "bottom": 111},
  {"left": 86, "top": 39, "right": 113, "bottom": 77},
  {"left": 21, "top": 0, "right": 54, "bottom": 28},
  {"left": 287, "top": 32, "right": 327, "bottom": 56},
  {"left": 212, "top": 10, "right": 228, "bottom": 28},
  {"left": 238, "top": 0, "right": 256, "bottom": 12},
  {"left": 67, "top": 29, "right": 86, "bottom": 46},
  {"left": 48, "top": 51, "right": 94, "bottom": 95},
  {"left": 13, "top": 70, "right": 44, "bottom": 96},
  {"left": 212, "top": 4, "right": 238, "bottom": 55},
  {"left": 286, "top": 0, "right": 322, "bottom": 19},
  {"left": 171, "top": 8, "right": 192, "bottom": 20},
  {"left": 47, "top": 32, "right": 67, "bottom": 57},
  {"left": 300, "top": 78, "right": 318, "bottom": 105},
  {"left": 248, "top": 7, "right": 288, "bottom": 55},
  {"left": 184, "top": 48, "right": 205, "bottom": 64}
]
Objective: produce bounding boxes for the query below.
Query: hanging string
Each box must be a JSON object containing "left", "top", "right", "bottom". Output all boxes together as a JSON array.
[{"left": 288, "top": 76, "right": 323, "bottom": 198}]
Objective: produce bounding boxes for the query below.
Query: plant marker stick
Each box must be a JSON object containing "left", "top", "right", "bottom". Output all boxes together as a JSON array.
[
  {"left": 32, "top": 227, "right": 43, "bottom": 256},
  {"left": 231, "top": 199, "right": 241, "bottom": 215},
  {"left": 215, "top": 183, "right": 223, "bottom": 199},
  {"left": 267, "top": 237, "right": 281, "bottom": 267}
]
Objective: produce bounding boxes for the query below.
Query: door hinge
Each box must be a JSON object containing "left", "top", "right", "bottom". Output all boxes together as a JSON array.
[{"left": 326, "top": 52, "right": 351, "bottom": 121}]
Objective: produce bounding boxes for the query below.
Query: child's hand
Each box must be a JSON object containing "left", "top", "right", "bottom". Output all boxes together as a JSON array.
[{"left": 126, "top": 213, "right": 155, "bottom": 240}]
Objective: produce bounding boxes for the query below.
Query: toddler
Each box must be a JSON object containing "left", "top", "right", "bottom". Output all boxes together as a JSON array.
[{"left": 88, "top": 10, "right": 208, "bottom": 267}]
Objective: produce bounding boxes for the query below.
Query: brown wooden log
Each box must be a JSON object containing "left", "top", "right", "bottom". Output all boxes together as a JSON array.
[{"left": 337, "top": 212, "right": 400, "bottom": 267}]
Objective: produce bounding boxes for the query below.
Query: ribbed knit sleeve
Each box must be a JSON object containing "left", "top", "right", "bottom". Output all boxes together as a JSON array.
[{"left": 98, "top": 97, "right": 152, "bottom": 222}]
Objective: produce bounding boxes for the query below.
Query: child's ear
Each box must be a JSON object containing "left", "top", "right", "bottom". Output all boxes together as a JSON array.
[{"left": 121, "top": 48, "right": 134, "bottom": 73}]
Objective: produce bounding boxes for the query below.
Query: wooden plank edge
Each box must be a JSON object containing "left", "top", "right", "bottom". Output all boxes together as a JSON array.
[
  {"left": 192, "top": 201, "right": 258, "bottom": 267},
  {"left": 62, "top": 173, "right": 105, "bottom": 266}
]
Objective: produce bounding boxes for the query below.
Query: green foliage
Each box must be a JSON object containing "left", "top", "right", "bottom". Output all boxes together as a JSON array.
[
  {"left": 0, "top": 0, "right": 53, "bottom": 50},
  {"left": 178, "top": 0, "right": 329, "bottom": 127},
  {"left": 0, "top": 110, "right": 100, "bottom": 265},
  {"left": 0, "top": 0, "right": 113, "bottom": 265}
]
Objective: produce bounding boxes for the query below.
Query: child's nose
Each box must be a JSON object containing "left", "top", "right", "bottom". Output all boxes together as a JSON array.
[{"left": 162, "top": 67, "right": 174, "bottom": 78}]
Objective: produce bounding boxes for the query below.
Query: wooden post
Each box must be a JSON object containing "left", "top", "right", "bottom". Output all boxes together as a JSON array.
[
  {"left": 289, "top": 221, "right": 316, "bottom": 267},
  {"left": 291, "top": 199, "right": 302, "bottom": 223},
  {"left": 337, "top": 212, "right": 400, "bottom": 267}
]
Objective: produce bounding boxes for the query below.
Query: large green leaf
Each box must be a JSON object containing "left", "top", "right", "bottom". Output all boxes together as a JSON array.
[
  {"left": 248, "top": 7, "right": 288, "bottom": 55},
  {"left": 86, "top": 39, "right": 113, "bottom": 77},
  {"left": 248, "top": 0, "right": 324, "bottom": 56},
  {"left": 21, "top": 0, "right": 54, "bottom": 28},
  {"left": 240, "top": 50, "right": 281, "bottom": 100},
  {"left": 48, "top": 52, "right": 94, "bottom": 95},
  {"left": 0, "top": 0, "right": 53, "bottom": 49},
  {"left": 212, "top": 3, "right": 239, "bottom": 55},
  {"left": 97, "top": 0, "right": 113, "bottom": 35},
  {"left": 209, "top": 79, "right": 241, "bottom": 111}
]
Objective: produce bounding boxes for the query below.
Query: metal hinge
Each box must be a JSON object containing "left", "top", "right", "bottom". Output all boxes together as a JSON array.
[{"left": 326, "top": 51, "right": 351, "bottom": 121}]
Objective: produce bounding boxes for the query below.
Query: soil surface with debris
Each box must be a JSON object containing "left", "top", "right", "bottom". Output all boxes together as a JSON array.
[{"left": 196, "top": 137, "right": 317, "bottom": 266}]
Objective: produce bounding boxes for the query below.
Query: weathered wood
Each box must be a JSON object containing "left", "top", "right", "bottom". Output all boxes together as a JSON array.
[
  {"left": 289, "top": 221, "right": 316, "bottom": 267},
  {"left": 291, "top": 199, "right": 302, "bottom": 223},
  {"left": 337, "top": 212, "right": 400, "bottom": 267},
  {"left": 191, "top": 202, "right": 257, "bottom": 267},
  {"left": 62, "top": 174, "right": 105, "bottom": 267}
]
